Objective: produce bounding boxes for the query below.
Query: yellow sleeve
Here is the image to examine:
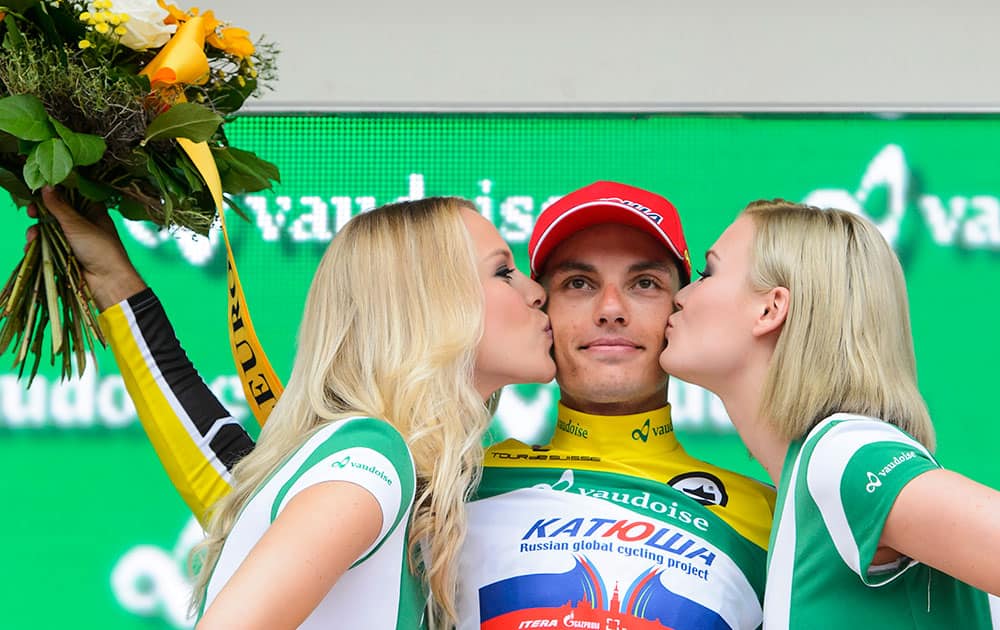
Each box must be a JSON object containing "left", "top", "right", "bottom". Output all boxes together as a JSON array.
[{"left": 99, "top": 289, "right": 254, "bottom": 525}]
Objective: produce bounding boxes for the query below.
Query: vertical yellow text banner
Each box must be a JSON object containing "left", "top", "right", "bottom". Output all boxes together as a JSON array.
[{"left": 177, "top": 137, "right": 284, "bottom": 426}]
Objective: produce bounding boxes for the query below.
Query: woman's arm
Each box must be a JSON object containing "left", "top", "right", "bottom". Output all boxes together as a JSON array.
[
  {"left": 197, "top": 481, "right": 383, "bottom": 630},
  {"left": 882, "top": 468, "right": 1000, "bottom": 595}
]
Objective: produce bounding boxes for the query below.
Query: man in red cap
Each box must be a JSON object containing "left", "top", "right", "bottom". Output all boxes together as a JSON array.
[
  {"left": 459, "top": 181, "right": 775, "bottom": 630},
  {"left": 49, "top": 180, "right": 775, "bottom": 629}
]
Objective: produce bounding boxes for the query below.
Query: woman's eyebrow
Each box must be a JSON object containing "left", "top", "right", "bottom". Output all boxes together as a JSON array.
[{"left": 484, "top": 248, "right": 511, "bottom": 262}]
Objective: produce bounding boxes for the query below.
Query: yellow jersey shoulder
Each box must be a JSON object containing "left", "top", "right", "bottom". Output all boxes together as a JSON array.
[{"left": 667, "top": 452, "right": 776, "bottom": 551}]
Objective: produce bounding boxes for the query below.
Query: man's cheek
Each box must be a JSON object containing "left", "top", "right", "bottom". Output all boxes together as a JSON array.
[{"left": 550, "top": 335, "right": 576, "bottom": 367}]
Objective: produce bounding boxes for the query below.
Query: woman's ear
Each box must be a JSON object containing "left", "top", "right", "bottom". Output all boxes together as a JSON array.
[{"left": 753, "top": 286, "right": 789, "bottom": 337}]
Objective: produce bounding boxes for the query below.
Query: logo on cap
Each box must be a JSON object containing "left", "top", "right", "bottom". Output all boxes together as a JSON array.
[{"left": 602, "top": 197, "right": 663, "bottom": 224}]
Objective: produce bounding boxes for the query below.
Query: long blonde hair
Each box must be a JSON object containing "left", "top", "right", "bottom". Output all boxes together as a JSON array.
[
  {"left": 743, "top": 200, "right": 935, "bottom": 449},
  {"left": 191, "top": 197, "right": 492, "bottom": 627}
]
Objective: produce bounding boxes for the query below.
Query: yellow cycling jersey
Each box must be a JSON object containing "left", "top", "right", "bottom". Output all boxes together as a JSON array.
[{"left": 461, "top": 404, "right": 776, "bottom": 629}]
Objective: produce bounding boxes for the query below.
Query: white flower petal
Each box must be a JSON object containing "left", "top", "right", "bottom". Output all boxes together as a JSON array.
[{"left": 101, "top": 0, "right": 177, "bottom": 50}]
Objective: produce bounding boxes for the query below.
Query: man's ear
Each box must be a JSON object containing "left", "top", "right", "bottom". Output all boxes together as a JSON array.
[{"left": 753, "top": 286, "right": 789, "bottom": 337}]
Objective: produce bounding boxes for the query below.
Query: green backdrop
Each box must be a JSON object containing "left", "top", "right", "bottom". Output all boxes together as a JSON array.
[{"left": 2, "top": 114, "right": 997, "bottom": 628}]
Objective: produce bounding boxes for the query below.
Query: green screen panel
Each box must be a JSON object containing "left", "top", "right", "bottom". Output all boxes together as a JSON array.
[{"left": 1, "top": 113, "right": 998, "bottom": 628}]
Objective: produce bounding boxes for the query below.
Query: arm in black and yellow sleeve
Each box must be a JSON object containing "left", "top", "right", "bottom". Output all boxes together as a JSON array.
[{"left": 99, "top": 288, "right": 257, "bottom": 525}]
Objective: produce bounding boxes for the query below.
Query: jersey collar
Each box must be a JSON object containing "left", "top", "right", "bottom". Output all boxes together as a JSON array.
[{"left": 548, "top": 402, "right": 681, "bottom": 458}]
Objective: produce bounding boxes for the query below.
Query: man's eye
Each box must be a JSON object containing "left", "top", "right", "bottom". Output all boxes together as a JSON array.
[
  {"left": 635, "top": 277, "right": 658, "bottom": 290},
  {"left": 567, "top": 278, "right": 589, "bottom": 290}
]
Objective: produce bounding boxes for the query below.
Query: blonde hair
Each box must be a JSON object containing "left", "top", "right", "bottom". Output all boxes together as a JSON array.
[
  {"left": 191, "top": 197, "right": 491, "bottom": 628},
  {"left": 742, "top": 200, "right": 935, "bottom": 449}
]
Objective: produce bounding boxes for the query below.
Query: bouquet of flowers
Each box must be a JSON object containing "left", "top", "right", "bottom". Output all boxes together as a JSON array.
[{"left": 0, "top": 0, "right": 279, "bottom": 382}]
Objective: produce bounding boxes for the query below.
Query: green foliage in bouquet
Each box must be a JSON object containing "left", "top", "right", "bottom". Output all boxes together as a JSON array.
[{"left": 0, "top": 0, "right": 279, "bottom": 382}]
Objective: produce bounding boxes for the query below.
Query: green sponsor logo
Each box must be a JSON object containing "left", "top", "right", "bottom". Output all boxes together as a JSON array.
[
  {"left": 332, "top": 455, "right": 351, "bottom": 469},
  {"left": 556, "top": 417, "right": 589, "bottom": 439},
  {"left": 804, "top": 144, "right": 1000, "bottom": 251},
  {"left": 632, "top": 418, "right": 650, "bottom": 442},
  {"left": 331, "top": 453, "right": 392, "bottom": 486}
]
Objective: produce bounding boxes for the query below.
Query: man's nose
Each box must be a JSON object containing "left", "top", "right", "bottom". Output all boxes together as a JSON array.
[{"left": 595, "top": 285, "right": 627, "bottom": 325}]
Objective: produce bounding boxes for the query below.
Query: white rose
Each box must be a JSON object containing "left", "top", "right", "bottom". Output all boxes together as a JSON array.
[{"left": 101, "top": 0, "right": 177, "bottom": 50}]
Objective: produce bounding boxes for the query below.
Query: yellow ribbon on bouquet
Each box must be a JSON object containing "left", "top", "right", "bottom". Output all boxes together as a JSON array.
[{"left": 140, "top": 16, "right": 283, "bottom": 426}]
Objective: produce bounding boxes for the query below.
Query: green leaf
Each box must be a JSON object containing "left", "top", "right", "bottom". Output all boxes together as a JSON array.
[
  {"left": 145, "top": 152, "right": 188, "bottom": 197},
  {"left": 40, "top": 1, "right": 88, "bottom": 48},
  {"left": 0, "top": 166, "right": 32, "bottom": 206},
  {"left": 0, "top": 95, "right": 55, "bottom": 142},
  {"left": 50, "top": 118, "right": 106, "bottom": 166},
  {"left": 213, "top": 146, "right": 281, "bottom": 194},
  {"left": 143, "top": 103, "right": 223, "bottom": 144},
  {"left": 3, "top": 0, "right": 43, "bottom": 12},
  {"left": 160, "top": 189, "right": 175, "bottom": 225},
  {"left": 28, "top": 1, "right": 68, "bottom": 63},
  {"left": 173, "top": 150, "right": 206, "bottom": 193},
  {"left": 23, "top": 157, "right": 44, "bottom": 190},
  {"left": 117, "top": 195, "right": 150, "bottom": 221},
  {"left": 223, "top": 194, "right": 251, "bottom": 222},
  {"left": 25, "top": 138, "right": 73, "bottom": 188},
  {"left": 69, "top": 172, "right": 115, "bottom": 202},
  {"left": 142, "top": 153, "right": 187, "bottom": 227},
  {"left": 2, "top": 12, "right": 26, "bottom": 51},
  {"left": 211, "top": 77, "right": 256, "bottom": 115},
  {"left": 233, "top": 146, "right": 280, "bottom": 182}
]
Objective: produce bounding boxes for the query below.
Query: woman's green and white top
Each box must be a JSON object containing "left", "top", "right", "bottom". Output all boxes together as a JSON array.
[
  {"left": 200, "top": 416, "right": 426, "bottom": 629},
  {"left": 764, "top": 412, "right": 999, "bottom": 629}
]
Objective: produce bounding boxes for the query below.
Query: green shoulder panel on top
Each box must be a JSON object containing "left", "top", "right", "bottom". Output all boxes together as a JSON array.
[{"left": 270, "top": 417, "right": 416, "bottom": 557}]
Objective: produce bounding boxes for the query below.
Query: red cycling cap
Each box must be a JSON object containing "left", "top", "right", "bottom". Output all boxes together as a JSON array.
[{"left": 528, "top": 181, "right": 691, "bottom": 282}]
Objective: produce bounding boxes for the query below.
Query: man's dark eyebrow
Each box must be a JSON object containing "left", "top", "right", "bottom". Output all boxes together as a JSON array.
[
  {"left": 546, "top": 259, "right": 677, "bottom": 277},
  {"left": 628, "top": 261, "right": 675, "bottom": 275},
  {"left": 547, "top": 260, "right": 597, "bottom": 275}
]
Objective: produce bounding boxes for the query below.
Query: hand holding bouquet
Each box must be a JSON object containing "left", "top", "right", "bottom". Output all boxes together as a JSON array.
[{"left": 0, "top": 0, "right": 279, "bottom": 382}]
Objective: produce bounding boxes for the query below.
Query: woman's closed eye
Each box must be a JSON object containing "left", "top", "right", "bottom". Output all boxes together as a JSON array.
[{"left": 495, "top": 265, "right": 516, "bottom": 281}]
